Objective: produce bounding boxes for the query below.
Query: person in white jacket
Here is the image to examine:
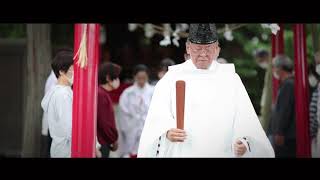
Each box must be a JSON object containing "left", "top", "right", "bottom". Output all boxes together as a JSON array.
[
  {"left": 41, "top": 70, "right": 57, "bottom": 157},
  {"left": 41, "top": 50, "right": 74, "bottom": 158}
]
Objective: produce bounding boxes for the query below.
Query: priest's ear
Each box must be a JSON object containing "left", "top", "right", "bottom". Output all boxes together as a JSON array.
[
  {"left": 212, "top": 42, "right": 221, "bottom": 59},
  {"left": 216, "top": 46, "right": 221, "bottom": 58},
  {"left": 185, "top": 41, "right": 191, "bottom": 55}
]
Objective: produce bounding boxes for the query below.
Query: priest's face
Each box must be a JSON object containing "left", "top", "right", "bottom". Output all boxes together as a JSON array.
[{"left": 186, "top": 41, "right": 220, "bottom": 69}]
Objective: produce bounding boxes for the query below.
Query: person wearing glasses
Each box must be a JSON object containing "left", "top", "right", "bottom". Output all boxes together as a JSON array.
[{"left": 138, "top": 24, "right": 274, "bottom": 158}]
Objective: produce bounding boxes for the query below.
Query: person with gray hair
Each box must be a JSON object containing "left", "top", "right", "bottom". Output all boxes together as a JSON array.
[
  {"left": 272, "top": 55, "right": 294, "bottom": 76},
  {"left": 270, "top": 54, "right": 296, "bottom": 157},
  {"left": 138, "top": 24, "right": 274, "bottom": 158}
]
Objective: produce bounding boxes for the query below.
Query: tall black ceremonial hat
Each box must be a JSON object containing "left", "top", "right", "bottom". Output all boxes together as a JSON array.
[{"left": 188, "top": 24, "right": 218, "bottom": 44}]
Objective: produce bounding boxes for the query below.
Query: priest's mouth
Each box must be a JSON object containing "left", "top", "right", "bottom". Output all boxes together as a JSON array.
[{"left": 198, "top": 60, "right": 209, "bottom": 64}]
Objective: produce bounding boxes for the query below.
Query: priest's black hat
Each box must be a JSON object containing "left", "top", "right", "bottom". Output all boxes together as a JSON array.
[{"left": 188, "top": 24, "right": 218, "bottom": 44}]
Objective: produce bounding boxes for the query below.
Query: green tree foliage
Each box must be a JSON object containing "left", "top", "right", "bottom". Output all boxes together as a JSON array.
[
  {"left": 218, "top": 24, "right": 272, "bottom": 114},
  {"left": 0, "top": 24, "right": 26, "bottom": 38},
  {"left": 219, "top": 24, "right": 318, "bottom": 114}
]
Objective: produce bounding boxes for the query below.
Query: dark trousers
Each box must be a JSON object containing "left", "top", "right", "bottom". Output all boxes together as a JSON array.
[
  {"left": 275, "top": 139, "right": 296, "bottom": 158},
  {"left": 40, "top": 131, "right": 52, "bottom": 158},
  {"left": 100, "top": 144, "right": 110, "bottom": 158}
]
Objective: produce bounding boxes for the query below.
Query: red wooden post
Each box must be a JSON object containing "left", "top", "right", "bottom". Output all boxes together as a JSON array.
[
  {"left": 293, "top": 24, "right": 311, "bottom": 157},
  {"left": 271, "top": 24, "right": 284, "bottom": 104},
  {"left": 72, "top": 24, "right": 100, "bottom": 158}
]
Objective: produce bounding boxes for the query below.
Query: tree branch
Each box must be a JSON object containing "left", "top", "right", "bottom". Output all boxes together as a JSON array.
[{"left": 133, "top": 23, "right": 249, "bottom": 38}]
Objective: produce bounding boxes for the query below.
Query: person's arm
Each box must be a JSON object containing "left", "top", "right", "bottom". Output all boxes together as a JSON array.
[
  {"left": 232, "top": 74, "right": 275, "bottom": 157},
  {"left": 97, "top": 95, "right": 118, "bottom": 145},
  {"left": 55, "top": 92, "right": 73, "bottom": 140},
  {"left": 118, "top": 90, "right": 133, "bottom": 133},
  {"left": 137, "top": 74, "right": 176, "bottom": 157},
  {"left": 118, "top": 90, "right": 131, "bottom": 117}
]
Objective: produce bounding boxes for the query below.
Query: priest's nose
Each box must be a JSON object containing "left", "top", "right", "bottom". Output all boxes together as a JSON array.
[{"left": 200, "top": 50, "right": 206, "bottom": 57}]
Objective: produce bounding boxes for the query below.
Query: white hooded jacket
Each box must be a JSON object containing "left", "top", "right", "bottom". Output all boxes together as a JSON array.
[
  {"left": 42, "top": 70, "right": 58, "bottom": 136},
  {"left": 41, "top": 84, "right": 73, "bottom": 158}
]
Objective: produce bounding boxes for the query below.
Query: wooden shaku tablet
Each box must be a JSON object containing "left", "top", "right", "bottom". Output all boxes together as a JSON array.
[{"left": 176, "top": 80, "right": 185, "bottom": 130}]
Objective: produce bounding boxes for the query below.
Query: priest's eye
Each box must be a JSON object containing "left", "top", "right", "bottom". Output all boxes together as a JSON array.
[{"left": 192, "top": 49, "right": 199, "bottom": 53}]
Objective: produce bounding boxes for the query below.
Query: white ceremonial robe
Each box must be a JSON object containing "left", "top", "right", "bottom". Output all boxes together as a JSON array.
[
  {"left": 118, "top": 83, "right": 155, "bottom": 156},
  {"left": 138, "top": 59, "right": 275, "bottom": 158}
]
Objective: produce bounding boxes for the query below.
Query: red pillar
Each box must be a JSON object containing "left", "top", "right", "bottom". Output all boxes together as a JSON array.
[
  {"left": 72, "top": 24, "right": 100, "bottom": 158},
  {"left": 293, "top": 24, "right": 311, "bottom": 157},
  {"left": 271, "top": 24, "right": 284, "bottom": 104}
]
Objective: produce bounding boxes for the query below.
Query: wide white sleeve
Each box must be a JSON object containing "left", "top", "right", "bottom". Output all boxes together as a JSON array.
[
  {"left": 55, "top": 92, "right": 72, "bottom": 140},
  {"left": 137, "top": 75, "right": 176, "bottom": 157},
  {"left": 231, "top": 74, "right": 275, "bottom": 158},
  {"left": 118, "top": 90, "right": 132, "bottom": 133},
  {"left": 41, "top": 113, "right": 49, "bottom": 136}
]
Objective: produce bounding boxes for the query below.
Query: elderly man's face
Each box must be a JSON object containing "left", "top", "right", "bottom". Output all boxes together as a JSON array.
[{"left": 186, "top": 42, "right": 220, "bottom": 69}]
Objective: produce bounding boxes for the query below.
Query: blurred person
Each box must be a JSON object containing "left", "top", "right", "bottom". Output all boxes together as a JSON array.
[
  {"left": 310, "top": 51, "right": 320, "bottom": 157},
  {"left": 107, "top": 80, "right": 132, "bottom": 158},
  {"left": 270, "top": 54, "right": 296, "bottom": 157},
  {"left": 151, "top": 58, "right": 175, "bottom": 85},
  {"left": 41, "top": 70, "right": 57, "bottom": 158},
  {"left": 158, "top": 58, "right": 176, "bottom": 80},
  {"left": 308, "top": 63, "right": 319, "bottom": 94},
  {"left": 41, "top": 48, "right": 73, "bottom": 158},
  {"left": 41, "top": 50, "right": 74, "bottom": 158},
  {"left": 254, "top": 49, "right": 273, "bottom": 133},
  {"left": 97, "top": 62, "right": 122, "bottom": 158},
  {"left": 118, "top": 64, "right": 155, "bottom": 158}
]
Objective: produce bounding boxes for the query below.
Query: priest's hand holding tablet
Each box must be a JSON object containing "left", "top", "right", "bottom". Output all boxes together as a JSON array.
[
  {"left": 234, "top": 140, "right": 247, "bottom": 156},
  {"left": 168, "top": 80, "right": 186, "bottom": 143},
  {"left": 166, "top": 128, "right": 187, "bottom": 142}
]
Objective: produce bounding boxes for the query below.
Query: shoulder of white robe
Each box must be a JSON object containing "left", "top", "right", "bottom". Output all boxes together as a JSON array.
[
  {"left": 168, "top": 64, "right": 182, "bottom": 72},
  {"left": 216, "top": 63, "right": 235, "bottom": 74}
]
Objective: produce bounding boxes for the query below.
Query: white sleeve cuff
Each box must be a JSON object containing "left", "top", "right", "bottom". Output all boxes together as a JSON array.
[
  {"left": 238, "top": 137, "right": 251, "bottom": 153},
  {"left": 155, "top": 132, "right": 171, "bottom": 157},
  {"left": 232, "top": 137, "right": 251, "bottom": 157},
  {"left": 96, "top": 138, "right": 101, "bottom": 149}
]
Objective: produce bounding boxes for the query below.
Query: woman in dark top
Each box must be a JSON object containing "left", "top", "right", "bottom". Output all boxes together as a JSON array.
[{"left": 97, "top": 62, "right": 122, "bottom": 157}]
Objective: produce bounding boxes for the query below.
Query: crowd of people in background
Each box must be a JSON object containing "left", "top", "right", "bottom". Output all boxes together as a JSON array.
[
  {"left": 254, "top": 49, "right": 320, "bottom": 158},
  {"left": 40, "top": 47, "right": 182, "bottom": 158},
  {"left": 254, "top": 49, "right": 296, "bottom": 157}
]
